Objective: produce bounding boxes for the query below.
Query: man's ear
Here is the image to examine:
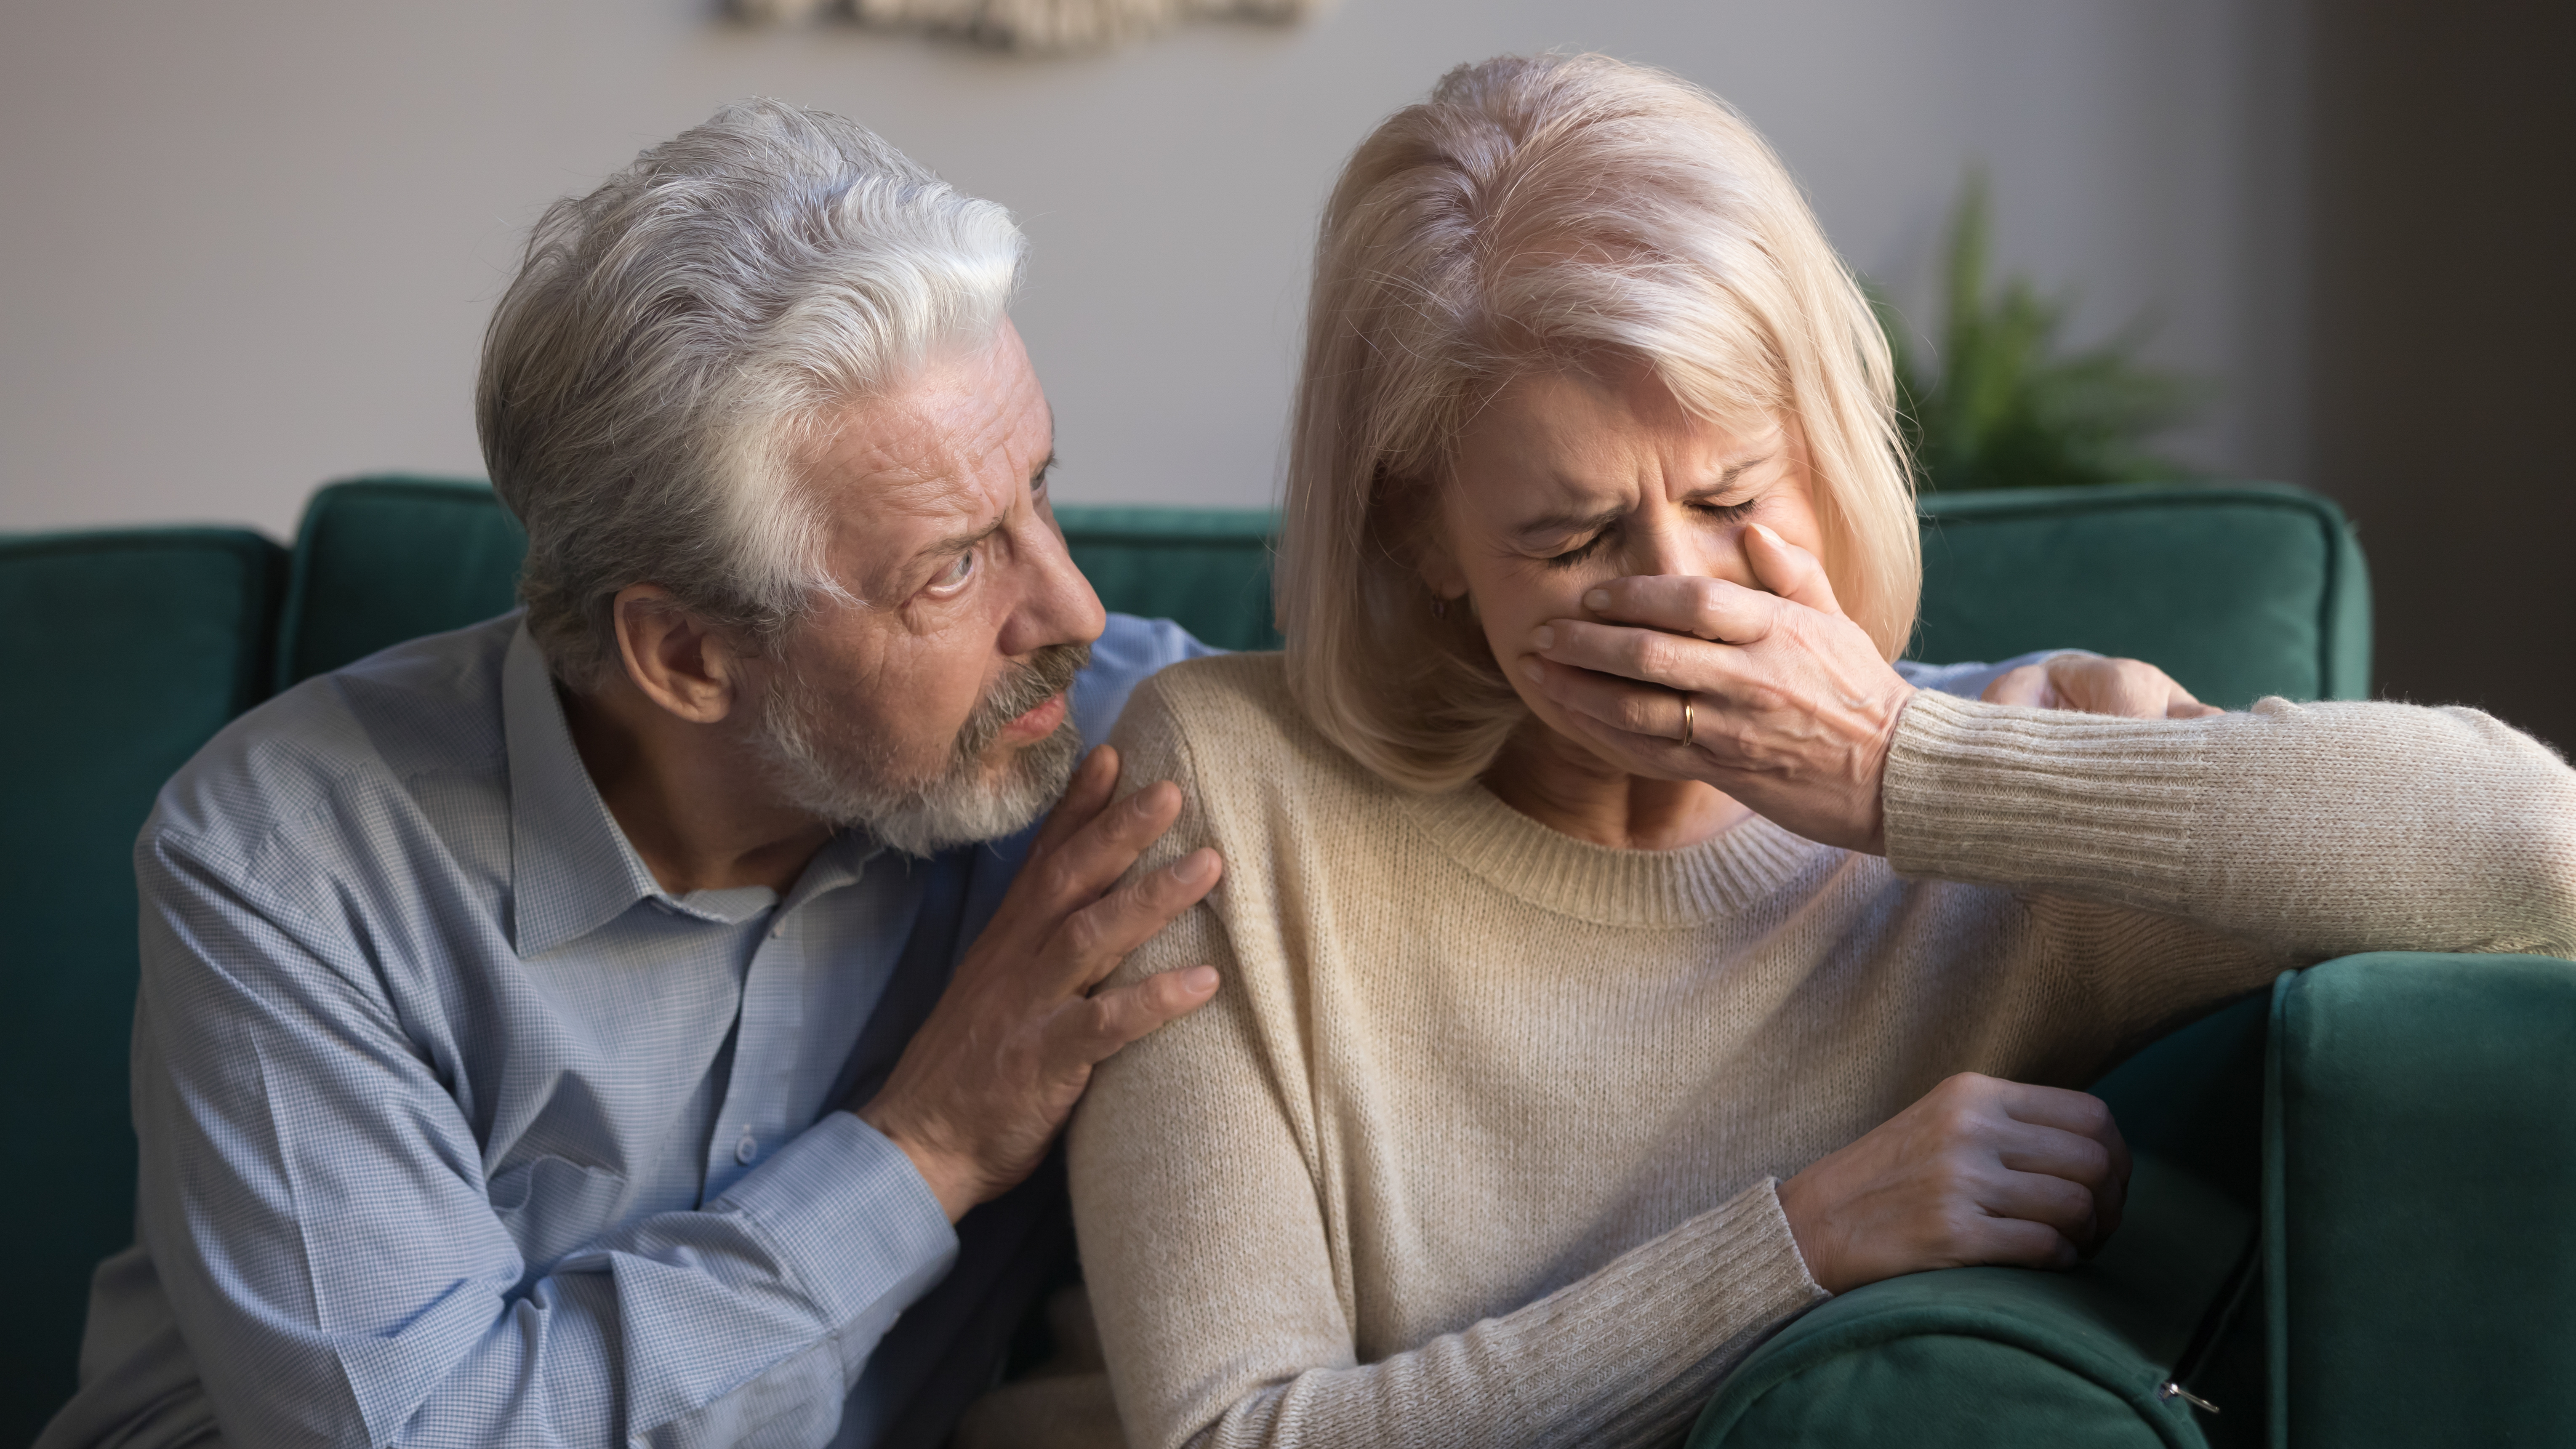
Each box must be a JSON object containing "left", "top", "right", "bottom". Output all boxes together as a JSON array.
[{"left": 611, "top": 584, "right": 749, "bottom": 725}]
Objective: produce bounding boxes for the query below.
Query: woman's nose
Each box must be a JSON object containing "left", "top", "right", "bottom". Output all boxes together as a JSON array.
[{"left": 1628, "top": 514, "right": 1748, "bottom": 585}]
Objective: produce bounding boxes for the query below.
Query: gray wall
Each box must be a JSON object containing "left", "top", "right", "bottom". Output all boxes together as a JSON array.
[{"left": 2, "top": 0, "right": 2301, "bottom": 540}]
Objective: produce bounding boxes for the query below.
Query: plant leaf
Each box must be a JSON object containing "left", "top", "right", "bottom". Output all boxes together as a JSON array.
[{"left": 1884, "top": 173, "right": 2203, "bottom": 491}]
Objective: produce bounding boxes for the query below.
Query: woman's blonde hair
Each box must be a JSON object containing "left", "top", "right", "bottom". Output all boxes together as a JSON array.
[{"left": 1278, "top": 53, "right": 1920, "bottom": 792}]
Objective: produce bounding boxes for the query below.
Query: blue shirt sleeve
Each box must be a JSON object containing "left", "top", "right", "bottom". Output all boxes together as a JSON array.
[
  {"left": 129, "top": 830, "right": 956, "bottom": 1449},
  {"left": 1067, "top": 613, "right": 1221, "bottom": 754}
]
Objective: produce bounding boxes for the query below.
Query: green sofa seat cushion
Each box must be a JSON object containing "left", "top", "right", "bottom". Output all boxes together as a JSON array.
[
  {"left": 1688, "top": 992, "right": 2275, "bottom": 1449},
  {"left": 1689, "top": 1152, "right": 2248, "bottom": 1449},
  {"left": 2266, "top": 953, "right": 2576, "bottom": 1448},
  {"left": 1916, "top": 483, "right": 2371, "bottom": 708},
  {"left": 0, "top": 527, "right": 284, "bottom": 1447},
  {"left": 1691, "top": 1152, "right": 2248, "bottom": 1449}
]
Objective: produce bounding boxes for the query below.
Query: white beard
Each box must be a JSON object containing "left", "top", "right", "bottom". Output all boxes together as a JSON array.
[{"left": 753, "top": 642, "right": 1087, "bottom": 857}]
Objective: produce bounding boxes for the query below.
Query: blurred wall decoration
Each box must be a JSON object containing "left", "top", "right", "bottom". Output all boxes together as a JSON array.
[
  {"left": 735, "top": 0, "right": 1322, "bottom": 54},
  {"left": 0, "top": 0, "right": 2302, "bottom": 536}
]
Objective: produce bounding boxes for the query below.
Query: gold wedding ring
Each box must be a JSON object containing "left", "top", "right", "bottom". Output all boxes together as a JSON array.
[{"left": 1678, "top": 691, "right": 1695, "bottom": 748}]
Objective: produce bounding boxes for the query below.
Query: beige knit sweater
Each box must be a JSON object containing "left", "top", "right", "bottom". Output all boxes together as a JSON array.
[{"left": 1064, "top": 653, "right": 2576, "bottom": 1449}]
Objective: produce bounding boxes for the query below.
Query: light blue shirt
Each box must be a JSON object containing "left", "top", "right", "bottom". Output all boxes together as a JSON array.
[
  {"left": 40, "top": 609, "right": 2045, "bottom": 1449},
  {"left": 42, "top": 612, "right": 1208, "bottom": 1449}
]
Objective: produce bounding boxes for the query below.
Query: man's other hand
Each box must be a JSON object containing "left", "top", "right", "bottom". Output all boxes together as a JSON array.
[
  {"left": 855, "top": 745, "right": 1222, "bottom": 1220},
  {"left": 1985, "top": 654, "right": 2223, "bottom": 719}
]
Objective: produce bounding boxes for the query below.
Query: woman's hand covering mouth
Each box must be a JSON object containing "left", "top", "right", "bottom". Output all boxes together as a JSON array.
[{"left": 1517, "top": 523, "right": 1916, "bottom": 853}]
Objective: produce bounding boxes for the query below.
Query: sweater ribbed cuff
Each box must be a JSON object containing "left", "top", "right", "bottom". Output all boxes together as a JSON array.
[
  {"left": 1458, "top": 1177, "right": 1827, "bottom": 1446},
  {"left": 1632, "top": 1177, "right": 1826, "bottom": 1321},
  {"left": 1884, "top": 690, "right": 2210, "bottom": 909}
]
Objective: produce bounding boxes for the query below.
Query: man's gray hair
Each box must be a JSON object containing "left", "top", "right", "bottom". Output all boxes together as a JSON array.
[{"left": 477, "top": 99, "right": 1026, "bottom": 689}]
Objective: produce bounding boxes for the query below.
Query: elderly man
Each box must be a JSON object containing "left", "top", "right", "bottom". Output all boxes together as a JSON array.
[{"left": 42, "top": 101, "right": 2202, "bottom": 1449}]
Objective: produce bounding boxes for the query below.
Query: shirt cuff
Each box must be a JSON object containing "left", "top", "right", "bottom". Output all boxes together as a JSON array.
[{"left": 710, "top": 1109, "right": 960, "bottom": 1330}]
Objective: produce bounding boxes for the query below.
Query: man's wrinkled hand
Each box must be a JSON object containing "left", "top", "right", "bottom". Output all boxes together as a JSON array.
[
  {"left": 854, "top": 744, "right": 1221, "bottom": 1220},
  {"left": 1985, "top": 655, "right": 2222, "bottom": 719},
  {"left": 1776, "top": 1073, "right": 2132, "bottom": 1295}
]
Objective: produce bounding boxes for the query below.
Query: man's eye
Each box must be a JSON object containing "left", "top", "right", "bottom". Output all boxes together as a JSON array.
[{"left": 927, "top": 550, "right": 977, "bottom": 595}]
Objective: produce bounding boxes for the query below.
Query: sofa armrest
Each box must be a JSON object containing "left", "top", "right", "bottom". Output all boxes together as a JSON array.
[
  {"left": 2266, "top": 952, "right": 2576, "bottom": 1448},
  {"left": 1688, "top": 1153, "right": 2246, "bottom": 1449}
]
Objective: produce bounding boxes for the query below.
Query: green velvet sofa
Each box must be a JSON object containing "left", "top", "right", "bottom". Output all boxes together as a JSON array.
[{"left": 5, "top": 477, "right": 2565, "bottom": 1448}]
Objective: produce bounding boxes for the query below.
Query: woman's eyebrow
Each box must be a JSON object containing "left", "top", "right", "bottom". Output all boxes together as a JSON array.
[
  {"left": 1510, "top": 503, "right": 1627, "bottom": 543},
  {"left": 1511, "top": 453, "right": 1776, "bottom": 539},
  {"left": 1679, "top": 453, "right": 1774, "bottom": 503}
]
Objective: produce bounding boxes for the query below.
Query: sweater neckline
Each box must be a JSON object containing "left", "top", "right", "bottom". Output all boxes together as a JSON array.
[{"left": 1394, "top": 780, "right": 1825, "bottom": 927}]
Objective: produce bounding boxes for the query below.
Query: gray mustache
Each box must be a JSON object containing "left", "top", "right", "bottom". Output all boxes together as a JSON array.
[{"left": 953, "top": 641, "right": 1091, "bottom": 762}]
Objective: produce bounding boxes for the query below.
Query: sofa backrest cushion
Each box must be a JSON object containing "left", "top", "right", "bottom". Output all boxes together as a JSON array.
[
  {"left": 277, "top": 477, "right": 529, "bottom": 687},
  {"left": 1053, "top": 505, "right": 1281, "bottom": 650},
  {"left": 1918, "top": 483, "right": 2371, "bottom": 709},
  {"left": 279, "top": 478, "right": 2369, "bottom": 706},
  {"left": 0, "top": 527, "right": 284, "bottom": 1444},
  {"left": 274, "top": 485, "right": 1290, "bottom": 679}
]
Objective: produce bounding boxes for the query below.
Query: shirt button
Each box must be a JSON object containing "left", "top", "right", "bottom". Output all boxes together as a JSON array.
[
  {"left": 769, "top": 924, "right": 784, "bottom": 939},
  {"left": 735, "top": 1132, "right": 758, "bottom": 1165}
]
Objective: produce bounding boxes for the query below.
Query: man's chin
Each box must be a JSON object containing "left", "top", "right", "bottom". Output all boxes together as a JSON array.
[
  {"left": 755, "top": 644, "right": 1090, "bottom": 857},
  {"left": 841, "top": 719, "right": 1083, "bottom": 858}
]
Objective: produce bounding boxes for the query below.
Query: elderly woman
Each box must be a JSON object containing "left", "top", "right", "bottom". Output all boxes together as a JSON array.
[{"left": 1065, "top": 53, "right": 2576, "bottom": 1449}]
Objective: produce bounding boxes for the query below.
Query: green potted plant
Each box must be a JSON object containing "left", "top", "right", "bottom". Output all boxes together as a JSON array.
[{"left": 1879, "top": 174, "right": 2202, "bottom": 492}]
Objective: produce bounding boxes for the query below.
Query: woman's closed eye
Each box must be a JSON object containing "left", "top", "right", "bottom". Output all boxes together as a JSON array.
[
  {"left": 1537, "top": 498, "right": 1760, "bottom": 570},
  {"left": 1541, "top": 530, "right": 1612, "bottom": 570}
]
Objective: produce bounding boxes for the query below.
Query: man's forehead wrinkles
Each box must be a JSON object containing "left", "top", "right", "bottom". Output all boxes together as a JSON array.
[
  {"left": 828, "top": 440, "right": 1013, "bottom": 553},
  {"left": 801, "top": 322, "right": 1050, "bottom": 595},
  {"left": 814, "top": 421, "right": 983, "bottom": 516},
  {"left": 854, "top": 465, "right": 979, "bottom": 520}
]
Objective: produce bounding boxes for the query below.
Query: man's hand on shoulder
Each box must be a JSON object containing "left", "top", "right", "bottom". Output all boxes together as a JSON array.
[{"left": 855, "top": 745, "right": 1223, "bottom": 1221}]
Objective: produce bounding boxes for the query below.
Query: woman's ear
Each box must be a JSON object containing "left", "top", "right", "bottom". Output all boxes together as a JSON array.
[
  {"left": 1418, "top": 543, "right": 1468, "bottom": 605},
  {"left": 1402, "top": 478, "right": 1471, "bottom": 605}
]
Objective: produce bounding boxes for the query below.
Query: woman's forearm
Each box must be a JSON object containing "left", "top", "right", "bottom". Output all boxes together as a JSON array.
[
  {"left": 1882, "top": 691, "right": 2576, "bottom": 959},
  {"left": 1160, "top": 1181, "right": 1823, "bottom": 1449}
]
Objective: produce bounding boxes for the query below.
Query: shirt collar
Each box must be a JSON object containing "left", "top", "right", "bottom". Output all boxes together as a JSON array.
[
  {"left": 504, "top": 623, "right": 669, "bottom": 957},
  {"left": 501, "top": 624, "right": 889, "bottom": 956}
]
